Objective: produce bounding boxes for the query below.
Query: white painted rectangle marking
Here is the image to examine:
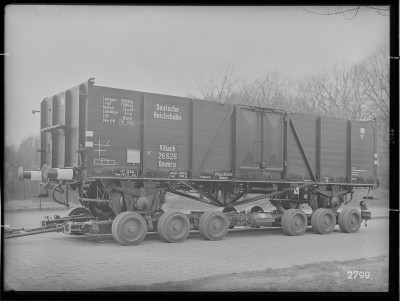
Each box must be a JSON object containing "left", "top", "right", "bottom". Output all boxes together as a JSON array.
[
  {"left": 86, "top": 141, "right": 93, "bottom": 147},
  {"left": 127, "top": 149, "right": 140, "bottom": 164},
  {"left": 94, "top": 159, "right": 116, "bottom": 165},
  {"left": 86, "top": 131, "right": 93, "bottom": 137}
]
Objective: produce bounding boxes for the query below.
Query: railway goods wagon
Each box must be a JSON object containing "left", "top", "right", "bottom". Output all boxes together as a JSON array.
[{"left": 19, "top": 78, "right": 377, "bottom": 245}]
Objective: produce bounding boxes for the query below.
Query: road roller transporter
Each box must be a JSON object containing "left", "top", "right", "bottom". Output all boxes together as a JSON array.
[{"left": 17, "top": 78, "right": 377, "bottom": 245}]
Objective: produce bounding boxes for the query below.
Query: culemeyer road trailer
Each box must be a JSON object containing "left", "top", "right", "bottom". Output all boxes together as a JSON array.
[{"left": 17, "top": 78, "right": 377, "bottom": 245}]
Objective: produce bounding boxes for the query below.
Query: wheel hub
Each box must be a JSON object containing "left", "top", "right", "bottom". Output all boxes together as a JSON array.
[
  {"left": 128, "top": 225, "right": 136, "bottom": 233},
  {"left": 213, "top": 220, "right": 222, "bottom": 230},
  {"left": 157, "top": 212, "right": 190, "bottom": 243},
  {"left": 173, "top": 223, "right": 181, "bottom": 231}
]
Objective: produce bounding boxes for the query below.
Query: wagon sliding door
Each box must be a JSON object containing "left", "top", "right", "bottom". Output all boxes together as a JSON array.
[
  {"left": 236, "top": 107, "right": 284, "bottom": 179},
  {"left": 262, "top": 112, "right": 284, "bottom": 179},
  {"left": 236, "top": 107, "right": 261, "bottom": 171}
]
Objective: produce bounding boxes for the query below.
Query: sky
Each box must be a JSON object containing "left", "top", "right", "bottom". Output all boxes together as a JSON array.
[{"left": 5, "top": 5, "right": 390, "bottom": 146}]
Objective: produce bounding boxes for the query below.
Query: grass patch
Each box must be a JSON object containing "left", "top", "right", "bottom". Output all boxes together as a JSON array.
[{"left": 101, "top": 255, "right": 389, "bottom": 292}]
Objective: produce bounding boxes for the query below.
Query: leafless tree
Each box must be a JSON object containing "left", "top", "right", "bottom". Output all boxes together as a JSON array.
[
  {"left": 249, "top": 71, "right": 289, "bottom": 109},
  {"left": 302, "top": 6, "right": 390, "bottom": 20},
  {"left": 190, "top": 47, "right": 389, "bottom": 148},
  {"left": 291, "top": 44, "right": 390, "bottom": 157},
  {"left": 5, "top": 134, "right": 40, "bottom": 200},
  {"left": 191, "top": 61, "right": 241, "bottom": 104},
  {"left": 191, "top": 64, "right": 291, "bottom": 110},
  {"left": 358, "top": 45, "right": 390, "bottom": 148},
  {"left": 292, "top": 64, "right": 370, "bottom": 118}
]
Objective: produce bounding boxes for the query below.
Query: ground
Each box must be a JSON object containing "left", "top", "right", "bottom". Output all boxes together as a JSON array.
[
  {"left": 2, "top": 187, "right": 391, "bottom": 293},
  {"left": 105, "top": 255, "right": 389, "bottom": 292}
]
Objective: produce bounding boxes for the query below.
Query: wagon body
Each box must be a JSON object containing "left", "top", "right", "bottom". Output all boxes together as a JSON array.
[
  {"left": 39, "top": 79, "right": 376, "bottom": 186},
  {"left": 16, "top": 78, "right": 377, "bottom": 245}
]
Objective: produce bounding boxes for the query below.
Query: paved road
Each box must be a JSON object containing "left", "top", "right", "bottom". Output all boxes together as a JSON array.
[{"left": 3, "top": 213, "right": 389, "bottom": 291}]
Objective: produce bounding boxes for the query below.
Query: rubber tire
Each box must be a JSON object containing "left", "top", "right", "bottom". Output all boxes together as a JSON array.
[
  {"left": 311, "top": 208, "right": 324, "bottom": 233},
  {"left": 339, "top": 208, "right": 362, "bottom": 233},
  {"left": 157, "top": 211, "right": 190, "bottom": 243},
  {"left": 281, "top": 209, "right": 296, "bottom": 234},
  {"left": 199, "top": 211, "right": 230, "bottom": 241},
  {"left": 281, "top": 209, "right": 308, "bottom": 236},
  {"left": 111, "top": 212, "right": 148, "bottom": 245},
  {"left": 311, "top": 208, "right": 336, "bottom": 234},
  {"left": 66, "top": 207, "right": 91, "bottom": 217},
  {"left": 281, "top": 208, "right": 296, "bottom": 231},
  {"left": 110, "top": 192, "right": 127, "bottom": 215}
]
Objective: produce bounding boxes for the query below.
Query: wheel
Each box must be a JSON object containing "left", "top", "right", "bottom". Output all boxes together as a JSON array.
[
  {"left": 280, "top": 207, "right": 294, "bottom": 230},
  {"left": 311, "top": 208, "right": 336, "bottom": 234},
  {"left": 88, "top": 201, "right": 115, "bottom": 219},
  {"left": 339, "top": 208, "right": 362, "bottom": 233},
  {"left": 281, "top": 209, "right": 296, "bottom": 234},
  {"left": 157, "top": 211, "right": 190, "bottom": 243},
  {"left": 110, "top": 192, "right": 127, "bottom": 215},
  {"left": 111, "top": 212, "right": 148, "bottom": 245},
  {"left": 244, "top": 205, "right": 264, "bottom": 213},
  {"left": 199, "top": 211, "right": 230, "bottom": 241},
  {"left": 311, "top": 208, "right": 323, "bottom": 233},
  {"left": 218, "top": 207, "right": 237, "bottom": 229},
  {"left": 281, "top": 209, "right": 307, "bottom": 236},
  {"left": 66, "top": 207, "right": 91, "bottom": 216}
]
